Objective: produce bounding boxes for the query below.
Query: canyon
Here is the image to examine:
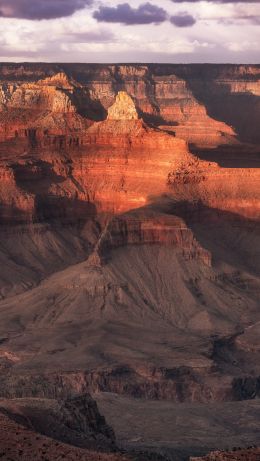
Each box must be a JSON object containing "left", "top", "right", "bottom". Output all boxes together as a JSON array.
[{"left": 0, "top": 63, "right": 259, "bottom": 460}]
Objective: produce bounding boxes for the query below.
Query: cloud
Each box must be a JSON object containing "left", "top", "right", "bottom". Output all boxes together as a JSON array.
[
  {"left": 65, "top": 29, "right": 116, "bottom": 43},
  {"left": 238, "top": 14, "right": 260, "bottom": 23},
  {"left": 172, "top": 0, "right": 258, "bottom": 2},
  {"left": 170, "top": 12, "right": 196, "bottom": 27},
  {"left": 0, "top": 0, "right": 93, "bottom": 20},
  {"left": 227, "top": 39, "right": 259, "bottom": 51},
  {"left": 93, "top": 2, "right": 168, "bottom": 25},
  {"left": 218, "top": 14, "right": 260, "bottom": 24}
]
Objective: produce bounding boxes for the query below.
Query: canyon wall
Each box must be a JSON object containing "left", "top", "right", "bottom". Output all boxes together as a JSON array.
[
  {"left": 0, "top": 66, "right": 259, "bottom": 223},
  {"left": 0, "top": 64, "right": 259, "bottom": 410},
  {"left": 0, "top": 63, "right": 260, "bottom": 145},
  {"left": 0, "top": 65, "right": 258, "bottom": 298}
]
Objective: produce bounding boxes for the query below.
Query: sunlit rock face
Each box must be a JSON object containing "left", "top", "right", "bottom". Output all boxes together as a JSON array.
[
  {"left": 0, "top": 70, "right": 91, "bottom": 142},
  {"left": 1, "top": 63, "right": 260, "bottom": 146},
  {"left": 0, "top": 67, "right": 259, "bottom": 223},
  {"left": 107, "top": 91, "right": 138, "bottom": 121},
  {"left": 70, "top": 90, "right": 197, "bottom": 213}
]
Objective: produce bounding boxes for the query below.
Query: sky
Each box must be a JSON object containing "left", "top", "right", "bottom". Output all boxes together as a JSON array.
[{"left": 0, "top": 0, "right": 259, "bottom": 63}]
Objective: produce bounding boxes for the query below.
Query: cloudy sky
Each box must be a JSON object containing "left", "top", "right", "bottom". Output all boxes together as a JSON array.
[{"left": 0, "top": 0, "right": 259, "bottom": 63}]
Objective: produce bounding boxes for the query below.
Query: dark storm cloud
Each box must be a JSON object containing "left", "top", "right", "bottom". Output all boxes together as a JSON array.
[
  {"left": 170, "top": 13, "right": 196, "bottom": 27},
  {"left": 93, "top": 2, "right": 168, "bottom": 25},
  {"left": 0, "top": 0, "right": 93, "bottom": 20}
]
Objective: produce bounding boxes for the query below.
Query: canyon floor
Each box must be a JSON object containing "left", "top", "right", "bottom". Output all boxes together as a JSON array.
[
  {"left": 0, "top": 64, "right": 259, "bottom": 459},
  {"left": 96, "top": 393, "right": 260, "bottom": 459}
]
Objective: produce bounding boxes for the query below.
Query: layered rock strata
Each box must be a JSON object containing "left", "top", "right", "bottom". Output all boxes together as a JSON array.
[{"left": 0, "top": 65, "right": 259, "bottom": 416}]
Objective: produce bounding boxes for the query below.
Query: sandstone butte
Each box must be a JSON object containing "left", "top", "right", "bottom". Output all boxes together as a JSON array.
[{"left": 107, "top": 91, "right": 139, "bottom": 120}]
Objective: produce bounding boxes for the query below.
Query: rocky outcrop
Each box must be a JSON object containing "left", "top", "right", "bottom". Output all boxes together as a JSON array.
[
  {"left": 0, "top": 71, "right": 91, "bottom": 143},
  {"left": 0, "top": 165, "right": 35, "bottom": 224},
  {"left": 107, "top": 91, "right": 138, "bottom": 121},
  {"left": 85, "top": 90, "right": 193, "bottom": 153},
  {"left": 0, "top": 394, "right": 115, "bottom": 449},
  {"left": 0, "top": 71, "right": 75, "bottom": 114},
  {"left": 59, "top": 394, "right": 115, "bottom": 443},
  {"left": 0, "top": 396, "right": 127, "bottom": 461},
  {"left": 96, "top": 210, "right": 211, "bottom": 266}
]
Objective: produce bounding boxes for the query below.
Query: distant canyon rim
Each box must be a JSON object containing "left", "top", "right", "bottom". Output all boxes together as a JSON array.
[{"left": 0, "top": 63, "right": 259, "bottom": 461}]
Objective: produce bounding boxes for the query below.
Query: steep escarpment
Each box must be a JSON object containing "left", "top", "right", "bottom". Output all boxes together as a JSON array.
[
  {"left": 0, "top": 394, "right": 130, "bottom": 461},
  {"left": 0, "top": 164, "right": 34, "bottom": 223},
  {"left": 92, "top": 208, "right": 211, "bottom": 266},
  {"left": 0, "top": 394, "right": 115, "bottom": 450},
  {"left": 173, "top": 65, "right": 260, "bottom": 144}
]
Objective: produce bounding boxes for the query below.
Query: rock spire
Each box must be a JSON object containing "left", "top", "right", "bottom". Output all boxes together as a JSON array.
[{"left": 107, "top": 91, "right": 139, "bottom": 121}]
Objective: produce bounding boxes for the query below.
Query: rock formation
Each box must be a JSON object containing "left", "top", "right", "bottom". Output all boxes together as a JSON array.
[
  {"left": 0, "top": 63, "right": 259, "bottom": 459},
  {"left": 0, "top": 394, "right": 115, "bottom": 449},
  {"left": 107, "top": 91, "right": 139, "bottom": 120},
  {"left": 0, "top": 70, "right": 91, "bottom": 143},
  {"left": 0, "top": 395, "right": 127, "bottom": 461}
]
